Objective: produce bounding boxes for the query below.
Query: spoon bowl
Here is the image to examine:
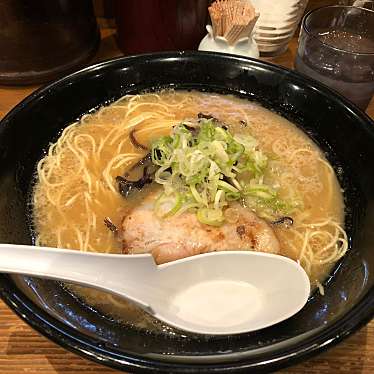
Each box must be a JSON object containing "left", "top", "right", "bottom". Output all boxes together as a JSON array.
[{"left": 0, "top": 244, "right": 310, "bottom": 335}]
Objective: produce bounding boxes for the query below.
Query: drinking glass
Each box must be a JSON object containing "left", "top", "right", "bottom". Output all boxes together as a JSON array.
[
  {"left": 342, "top": 1, "right": 374, "bottom": 10},
  {"left": 295, "top": 6, "right": 374, "bottom": 110}
]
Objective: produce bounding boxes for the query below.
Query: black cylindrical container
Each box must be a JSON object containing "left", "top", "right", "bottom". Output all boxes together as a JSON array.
[{"left": 0, "top": 0, "right": 100, "bottom": 85}]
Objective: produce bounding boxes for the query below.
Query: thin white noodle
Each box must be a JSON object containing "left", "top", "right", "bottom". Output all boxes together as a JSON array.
[{"left": 34, "top": 91, "right": 349, "bottom": 296}]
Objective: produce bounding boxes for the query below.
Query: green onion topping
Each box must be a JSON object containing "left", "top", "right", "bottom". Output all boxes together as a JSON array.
[{"left": 151, "top": 119, "right": 296, "bottom": 225}]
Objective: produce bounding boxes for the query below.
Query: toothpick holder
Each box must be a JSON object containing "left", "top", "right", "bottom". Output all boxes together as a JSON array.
[{"left": 198, "top": 25, "right": 259, "bottom": 59}]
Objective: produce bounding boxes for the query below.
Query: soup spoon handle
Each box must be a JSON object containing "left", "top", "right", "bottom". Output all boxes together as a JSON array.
[{"left": 0, "top": 244, "right": 161, "bottom": 312}]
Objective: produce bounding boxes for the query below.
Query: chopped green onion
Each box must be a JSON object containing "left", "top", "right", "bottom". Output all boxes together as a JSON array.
[
  {"left": 226, "top": 191, "right": 241, "bottom": 201},
  {"left": 217, "top": 180, "right": 238, "bottom": 193},
  {"left": 214, "top": 190, "right": 225, "bottom": 210},
  {"left": 197, "top": 208, "right": 224, "bottom": 226},
  {"left": 190, "top": 184, "right": 204, "bottom": 205},
  {"left": 154, "top": 192, "right": 182, "bottom": 218},
  {"left": 243, "top": 184, "right": 277, "bottom": 200},
  {"left": 150, "top": 118, "right": 295, "bottom": 225}
]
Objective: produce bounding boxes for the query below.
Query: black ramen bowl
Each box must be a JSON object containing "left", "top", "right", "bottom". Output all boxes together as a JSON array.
[{"left": 0, "top": 52, "right": 373, "bottom": 373}]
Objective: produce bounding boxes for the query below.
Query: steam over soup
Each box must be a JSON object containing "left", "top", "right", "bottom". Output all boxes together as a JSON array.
[{"left": 33, "top": 91, "right": 347, "bottom": 330}]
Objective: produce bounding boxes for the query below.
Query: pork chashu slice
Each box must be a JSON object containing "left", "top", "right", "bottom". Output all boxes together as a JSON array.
[{"left": 121, "top": 192, "right": 280, "bottom": 264}]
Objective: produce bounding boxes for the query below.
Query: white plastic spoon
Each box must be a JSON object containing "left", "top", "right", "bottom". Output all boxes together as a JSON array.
[{"left": 0, "top": 244, "right": 310, "bottom": 335}]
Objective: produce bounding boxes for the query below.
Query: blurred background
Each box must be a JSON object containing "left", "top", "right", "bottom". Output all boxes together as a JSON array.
[
  {"left": 0, "top": 0, "right": 373, "bottom": 112},
  {"left": 0, "top": 0, "right": 362, "bottom": 85}
]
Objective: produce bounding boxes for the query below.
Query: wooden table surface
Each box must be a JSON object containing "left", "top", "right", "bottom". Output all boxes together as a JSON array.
[{"left": 0, "top": 24, "right": 373, "bottom": 374}]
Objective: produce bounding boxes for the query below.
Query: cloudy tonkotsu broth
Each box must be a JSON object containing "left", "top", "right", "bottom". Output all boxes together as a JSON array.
[{"left": 33, "top": 91, "right": 347, "bottom": 331}]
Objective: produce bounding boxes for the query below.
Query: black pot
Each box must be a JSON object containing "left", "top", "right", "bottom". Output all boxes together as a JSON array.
[
  {"left": 0, "top": 52, "right": 373, "bottom": 373},
  {"left": 0, "top": 0, "right": 99, "bottom": 85}
]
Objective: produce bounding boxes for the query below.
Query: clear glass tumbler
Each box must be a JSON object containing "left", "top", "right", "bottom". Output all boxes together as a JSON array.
[
  {"left": 251, "top": 0, "right": 309, "bottom": 56},
  {"left": 295, "top": 6, "right": 374, "bottom": 110},
  {"left": 342, "top": 1, "right": 374, "bottom": 10}
]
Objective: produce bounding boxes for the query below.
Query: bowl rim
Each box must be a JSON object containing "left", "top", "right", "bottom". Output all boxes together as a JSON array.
[
  {"left": 1, "top": 273, "right": 373, "bottom": 372},
  {"left": 0, "top": 51, "right": 373, "bottom": 373}
]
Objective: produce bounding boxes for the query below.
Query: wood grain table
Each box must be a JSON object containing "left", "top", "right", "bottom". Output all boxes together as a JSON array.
[{"left": 0, "top": 24, "right": 373, "bottom": 374}]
